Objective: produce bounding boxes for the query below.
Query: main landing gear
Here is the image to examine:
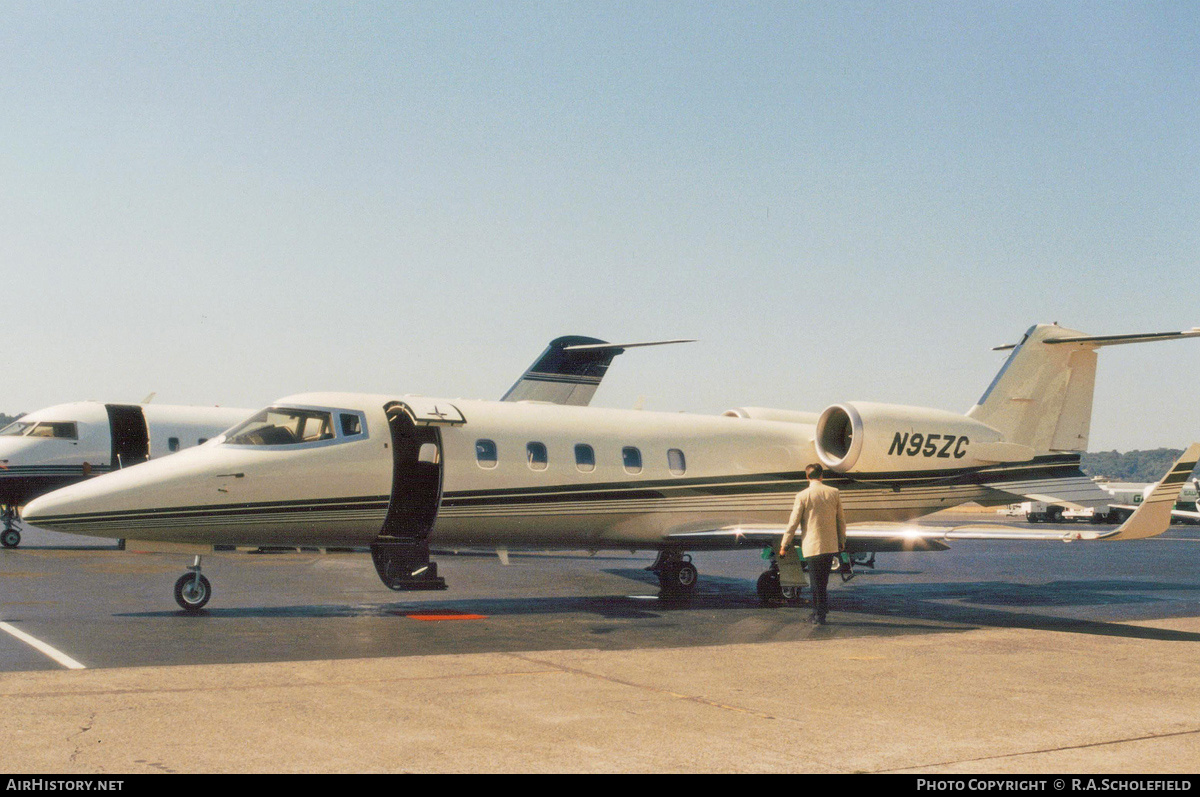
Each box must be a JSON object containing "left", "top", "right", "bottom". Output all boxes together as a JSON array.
[
  {"left": 174, "top": 555, "right": 212, "bottom": 612},
  {"left": 1, "top": 506, "right": 22, "bottom": 549},
  {"left": 647, "top": 550, "right": 698, "bottom": 600}
]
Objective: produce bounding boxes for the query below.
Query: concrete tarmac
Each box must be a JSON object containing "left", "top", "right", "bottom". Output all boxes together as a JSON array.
[{"left": 2, "top": 515, "right": 1199, "bottom": 773}]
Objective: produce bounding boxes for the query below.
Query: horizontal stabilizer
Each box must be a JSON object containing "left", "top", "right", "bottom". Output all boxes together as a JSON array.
[
  {"left": 993, "top": 327, "right": 1200, "bottom": 351},
  {"left": 562, "top": 339, "right": 696, "bottom": 351}
]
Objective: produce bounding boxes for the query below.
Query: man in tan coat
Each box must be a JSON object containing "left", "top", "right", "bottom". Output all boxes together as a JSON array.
[{"left": 779, "top": 463, "right": 847, "bottom": 624}]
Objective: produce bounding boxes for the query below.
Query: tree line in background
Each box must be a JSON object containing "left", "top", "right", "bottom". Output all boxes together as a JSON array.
[
  {"left": 0, "top": 410, "right": 1191, "bottom": 482},
  {"left": 1080, "top": 448, "right": 1197, "bottom": 483}
]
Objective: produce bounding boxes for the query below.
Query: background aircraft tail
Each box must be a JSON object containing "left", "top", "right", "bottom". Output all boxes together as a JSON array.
[
  {"left": 967, "top": 324, "right": 1200, "bottom": 454},
  {"left": 501, "top": 336, "right": 695, "bottom": 407}
]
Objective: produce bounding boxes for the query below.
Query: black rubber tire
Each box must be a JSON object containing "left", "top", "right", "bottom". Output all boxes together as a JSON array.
[
  {"left": 1, "top": 529, "right": 20, "bottom": 549},
  {"left": 659, "top": 561, "right": 698, "bottom": 598},
  {"left": 174, "top": 573, "right": 212, "bottom": 612},
  {"left": 757, "top": 570, "right": 783, "bottom": 606}
]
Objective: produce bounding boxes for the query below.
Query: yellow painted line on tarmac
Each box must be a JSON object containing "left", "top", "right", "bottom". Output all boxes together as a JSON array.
[{"left": 0, "top": 621, "right": 86, "bottom": 670}]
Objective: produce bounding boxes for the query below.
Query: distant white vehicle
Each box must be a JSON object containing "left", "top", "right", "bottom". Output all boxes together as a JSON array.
[
  {"left": 1100, "top": 478, "right": 1200, "bottom": 524},
  {"left": 1003, "top": 478, "right": 1200, "bottom": 524},
  {"left": 0, "top": 402, "right": 256, "bottom": 548}
]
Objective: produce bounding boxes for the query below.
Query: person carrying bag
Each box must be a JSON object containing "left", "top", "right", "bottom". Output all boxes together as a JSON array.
[{"left": 778, "top": 463, "right": 848, "bottom": 625}]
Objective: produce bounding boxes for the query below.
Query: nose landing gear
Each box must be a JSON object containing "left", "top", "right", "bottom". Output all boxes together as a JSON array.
[
  {"left": 173, "top": 556, "right": 212, "bottom": 612},
  {"left": 1, "top": 506, "right": 21, "bottom": 548}
]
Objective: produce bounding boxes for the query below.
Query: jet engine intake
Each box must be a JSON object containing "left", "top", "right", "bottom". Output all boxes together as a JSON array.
[{"left": 815, "top": 402, "right": 1014, "bottom": 473}]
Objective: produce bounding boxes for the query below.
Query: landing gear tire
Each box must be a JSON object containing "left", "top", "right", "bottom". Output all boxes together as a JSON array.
[
  {"left": 658, "top": 560, "right": 698, "bottom": 600},
  {"left": 757, "top": 570, "right": 802, "bottom": 606},
  {"left": 1, "top": 529, "right": 19, "bottom": 549},
  {"left": 174, "top": 573, "right": 212, "bottom": 612}
]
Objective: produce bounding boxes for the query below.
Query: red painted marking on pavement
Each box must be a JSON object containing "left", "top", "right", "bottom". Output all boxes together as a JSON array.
[{"left": 406, "top": 612, "right": 488, "bottom": 622}]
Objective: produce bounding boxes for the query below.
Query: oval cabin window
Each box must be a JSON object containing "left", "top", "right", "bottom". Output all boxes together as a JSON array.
[
  {"left": 575, "top": 444, "right": 596, "bottom": 473},
  {"left": 527, "top": 442, "right": 549, "bottom": 471},
  {"left": 475, "top": 439, "right": 498, "bottom": 469}
]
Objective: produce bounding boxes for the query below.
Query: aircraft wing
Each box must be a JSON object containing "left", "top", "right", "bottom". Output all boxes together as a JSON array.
[
  {"left": 501, "top": 336, "right": 694, "bottom": 406},
  {"left": 978, "top": 473, "right": 1114, "bottom": 510},
  {"left": 667, "top": 444, "right": 1200, "bottom": 550}
]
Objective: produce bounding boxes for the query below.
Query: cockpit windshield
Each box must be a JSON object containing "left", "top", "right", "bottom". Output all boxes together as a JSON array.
[
  {"left": 0, "top": 422, "right": 34, "bottom": 436},
  {"left": 224, "top": 408, "right": 335, "bottom": 446}
]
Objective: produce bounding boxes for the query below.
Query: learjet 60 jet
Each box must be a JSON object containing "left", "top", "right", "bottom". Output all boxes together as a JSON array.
[{"left": 23, "top": 324, "right": 1200, "bottom": 611}]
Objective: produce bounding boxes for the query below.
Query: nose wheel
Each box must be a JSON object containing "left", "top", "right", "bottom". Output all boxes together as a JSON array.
[{"left": 174, "top": 556, "right": 211, "bottom": 612}]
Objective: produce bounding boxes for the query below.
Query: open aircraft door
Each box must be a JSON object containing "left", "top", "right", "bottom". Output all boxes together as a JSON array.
[
  {"left": 105, "top": 404, "right": 150, "bottom": 469},
  {"left": 371, "top": 399, "right": 464, "bottom": 591}
]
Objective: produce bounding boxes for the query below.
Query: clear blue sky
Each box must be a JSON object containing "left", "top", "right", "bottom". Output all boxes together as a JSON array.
[{"left": 2, "top": 1, "right": 1197, "bottom": 450}]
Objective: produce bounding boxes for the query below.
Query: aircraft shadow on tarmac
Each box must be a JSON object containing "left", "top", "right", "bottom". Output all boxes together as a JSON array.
[{"left": 114, "top": 569, "right": 1200, "bottom": 644}]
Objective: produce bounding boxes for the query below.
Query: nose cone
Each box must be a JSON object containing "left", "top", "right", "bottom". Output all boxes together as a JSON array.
[{"left": 24, "top": 446, "right": 223, "bottom": 540}]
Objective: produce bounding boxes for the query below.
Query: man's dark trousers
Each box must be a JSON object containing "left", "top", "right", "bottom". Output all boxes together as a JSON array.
[{"left": 807, "top": 553, "right": 836, "bottom": 621}]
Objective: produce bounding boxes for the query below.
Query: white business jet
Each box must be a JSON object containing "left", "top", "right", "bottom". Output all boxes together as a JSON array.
[
  {"left": 0, "top": 336, "right": 683, "bottom": 549},
  {"left": 23, "top": 324, "right": 1200, "bottom": 612},
  {"left": 0, "top": 401, "right": 254, "bottom": 548}
]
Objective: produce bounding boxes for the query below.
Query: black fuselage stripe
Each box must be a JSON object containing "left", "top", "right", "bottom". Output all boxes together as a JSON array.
[{"left": 28, "top": 456, "right": 1092, "bottom": 526}]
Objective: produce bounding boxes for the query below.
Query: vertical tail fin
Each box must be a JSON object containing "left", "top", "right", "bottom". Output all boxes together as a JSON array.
[{"left": 968, "top": 325, "right": 1200, "bottom": 454}]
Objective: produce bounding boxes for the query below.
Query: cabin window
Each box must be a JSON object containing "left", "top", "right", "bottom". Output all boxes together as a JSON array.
[
  {"left": 668, "top": 448, "right": 687, "bottom": 476},
  {"left": 224, "top": 408, "right": 335, "bottom": 446},
  {"left": 575, "top": 444, "right": 595, "bottom": 473},
  {"left": 27, "top": 422, "right": 78, "bottom": 440},
  {"left": 475, "top": 439, "right": 498, "bottom": 469},
  {"left": 340, "top": 413, "right": 363, "bottom": 437},
  {"left": 527, "top": 442, "right": 549, "bottom": 471},
  {"left": 168, "top": 437, "right": 181, "bottom": 453},
  {"left": 622, "top": 446, "right": 642, "bottom": 474}
]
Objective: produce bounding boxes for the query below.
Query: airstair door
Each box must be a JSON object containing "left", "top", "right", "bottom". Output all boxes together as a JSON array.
[
  {"left": 371, "top": 400, "right": 462, "bottom": 591},
  {"left": 380, "top": 402, "right": 444, "bottom": 541},
  {"left": 105, "top": 404, "right": 150, "bottom": 469}
]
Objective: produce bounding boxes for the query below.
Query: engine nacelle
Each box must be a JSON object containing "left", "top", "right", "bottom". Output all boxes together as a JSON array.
[{"left": 815, "top": 402, "right": 1030, "bottom": 473}]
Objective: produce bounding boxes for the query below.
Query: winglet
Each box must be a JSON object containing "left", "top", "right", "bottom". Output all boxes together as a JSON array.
[
  {"left": 1100, "top": 444, "right": 1200, "bottom": 541},
  {"left": 501, "top": 336, "right": 693, "bottom": 407}
]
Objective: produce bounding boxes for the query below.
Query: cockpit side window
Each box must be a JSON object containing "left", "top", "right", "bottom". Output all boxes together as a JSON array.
[
  {"left": 340, "top": 413, "right": 363, "bottom": 437},
  {"left": 27, "top": 422, "right": 79, "bottom": 440}
]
